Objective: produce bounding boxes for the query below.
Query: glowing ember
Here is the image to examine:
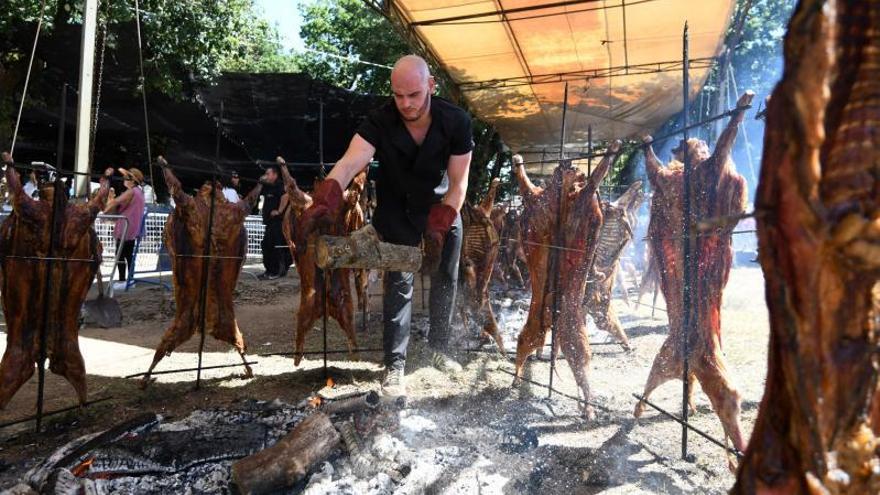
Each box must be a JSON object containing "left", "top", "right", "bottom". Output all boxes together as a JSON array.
[
  {"left": 309, "top": 396, "right": 323, "bottom": 408},
  {"left": 326, "top": 377, "right": 335, "bottom": 388},
  {"left": 71, "top": 456, "right": 95, "bottom": 477}
]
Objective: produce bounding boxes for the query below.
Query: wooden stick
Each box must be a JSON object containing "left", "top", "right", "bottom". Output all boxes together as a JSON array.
[{"left": 231, "top": 412, "right": 340, "bottom": 494}]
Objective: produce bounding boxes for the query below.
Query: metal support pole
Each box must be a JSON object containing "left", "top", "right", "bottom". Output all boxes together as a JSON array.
[
  {"left": 319, "top": 99, "right": 326, "bottom": 179},
  {"left": 548, "top": 81, "right": 569, "bottom": 399},
  {"left": 56, "top": 84, "right": 67, "bottom": 173},
  {"left": 133, "top": 0, "right": 153, "bottom": 198},
  {"left": 196, "top": 102, "right": 222, "bottom": 390},
  {"left": 587, "top": 124, "right": 593, "bottom": 175},
  {"left": 36, "top": 179, "right": 63, "bottom": 432},
  {"left": 322, "top": 268, "right": 329, "bottom": 380},
  {"left": 73, "top": 0, "right": 99, "bottom": 198},
  {"left": 680, "top": 22, "right": 693, "bottom": 461}
]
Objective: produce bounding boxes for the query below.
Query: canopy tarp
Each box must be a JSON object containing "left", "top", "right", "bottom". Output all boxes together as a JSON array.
[{"left": 385, "top": 0, "right": 734, "bottom": 165}]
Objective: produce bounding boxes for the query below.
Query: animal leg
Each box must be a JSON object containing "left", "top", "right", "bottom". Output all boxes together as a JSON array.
[
  {"left": 333, "top": 294, "right": 360, "bottom": 362},
  {"left": 0, "top": 346, "right": 35, "bottom": 409},
  {"left": 694, "top": 356, "right": 745, "bottom": 452},
  {"left": 50, "top": 340, "right": 88, "bottom": 405},
  {"left": 514, "top": 311, "right": 548, "bottom": 384},
  {"left": 634, "top": 339, "right": 680, "bottom": 418},
  {"left": 140, "top": 320, "right": 195, "bottom": 388},
  {"left": 559, "top": 321, "right": 596, "bottom": 420}
]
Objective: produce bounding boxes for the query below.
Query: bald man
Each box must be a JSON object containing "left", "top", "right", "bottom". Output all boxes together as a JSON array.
[{"left": 298, "top": 55, "right": 473, "bottom": 400}]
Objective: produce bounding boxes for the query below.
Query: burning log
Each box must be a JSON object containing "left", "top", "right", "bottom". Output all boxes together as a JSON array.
[
  {"left": 338, "top": 421, "right": 409, "bottom": 482},
  {"left": 733, "top": 1, "right": 880, "bottom": 492},
  {"left": 320, "top": 390, "right": 380, "bottom": 416},
  {"left": 231, "top": 412, "right": 341, "bottom": 495},
  {"left": 315, "top": 224, "right": 422, "bottom": 272}
]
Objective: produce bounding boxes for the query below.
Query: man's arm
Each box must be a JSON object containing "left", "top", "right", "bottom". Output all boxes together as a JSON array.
[
  {"left": 442, "top": 151, "right": 472, "bottom": 211},
  {"left": 326, "top": 134, "right": 376, "bottom": 189}
]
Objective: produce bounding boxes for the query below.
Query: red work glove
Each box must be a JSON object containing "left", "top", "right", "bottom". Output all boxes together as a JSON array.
[
  {"left": 421, "top": 203, "right": 457, "bottom": 273},
  {"left": 297, "top": 178, "right": 343, "bottom": 247}
]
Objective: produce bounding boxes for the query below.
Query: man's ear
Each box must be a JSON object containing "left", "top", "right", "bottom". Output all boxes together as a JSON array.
[{"left": 428, "top": 75, "right": 436, "bottom": 94}]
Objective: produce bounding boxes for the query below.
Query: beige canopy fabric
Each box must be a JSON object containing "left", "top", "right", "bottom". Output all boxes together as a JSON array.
[{"left": 386, "top": 0, "right": 734, "bottom": 168}]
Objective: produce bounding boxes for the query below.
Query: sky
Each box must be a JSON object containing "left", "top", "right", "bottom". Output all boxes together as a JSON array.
[{"left": 254, "top": 0, "right": 307, "bottom": 52}]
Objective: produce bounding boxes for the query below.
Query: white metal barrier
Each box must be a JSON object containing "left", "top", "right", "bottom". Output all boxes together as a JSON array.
[{"left": 119, "top": 213, "right": 266, "bottom": 277}]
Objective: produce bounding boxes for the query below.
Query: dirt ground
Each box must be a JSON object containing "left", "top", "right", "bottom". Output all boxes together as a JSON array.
[{"left": 0, "top": 264, "right": 769, "bottom": 493}]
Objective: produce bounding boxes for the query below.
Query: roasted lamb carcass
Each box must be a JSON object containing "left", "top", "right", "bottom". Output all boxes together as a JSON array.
[
  {"left": 277, "top": 159, "right": 366, "bottom": 365},
  {"left": 0, "top": 154, "right": 110, "bottom": 407},
  {"left": 583, "top": 181, "right": 644, "bottom": 350},
  {"left": 140, "top": 159, "right": 262, "bottom": 386},
  {"left": 633, "top": 92, "right": 754, "bottom": 458},
  {"left": 734, "top": 1, "right": 880, "bottom": 492},
  {"left": 459, "top": 178, "right": 504, "bottom": 353},
  {"left": 512, "top": 143, "right": 622, "bottom": 419}
]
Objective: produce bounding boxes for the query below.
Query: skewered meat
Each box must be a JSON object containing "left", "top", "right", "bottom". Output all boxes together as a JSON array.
[
  {"left": 513, "top": 144, "right": 621, "bottom": 419},
  {"left": 633, "top": 92, "right": 753, "bottom": 458},
  {"left": 0, "top": 159, "right": 110, "bottom": 407},
  {"left": 734, "top": 1, "right": 880, "bottom": 492},
  {"left": 493, "top": 206, "right": 529, "bottom": 289},
  {"left": 277, "top": 159, "right": 366, "bottom": 365},
  {"left": 583, "top": 181, "right": 644, "bottom": 350},
  {"left": 459, "top": 178, "right": 504, "bottom": 352},
  {"left": 140, "top": 159, "right": 262, "bottom": 386}
]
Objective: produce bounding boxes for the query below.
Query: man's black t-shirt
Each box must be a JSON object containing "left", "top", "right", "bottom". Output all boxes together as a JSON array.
[
  {"left": 261, "top": 179, "right": 284, "bottom": 224},
  {"left": 356, "top": 96, "right": 473, "bottom": 246}
]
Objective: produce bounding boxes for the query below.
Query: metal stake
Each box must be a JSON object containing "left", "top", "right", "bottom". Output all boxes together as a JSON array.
[
  {"left": 36, "top": 179, "right": 63, "bottom": 432},
  {"left": 548, "top": 81, "right": 569, "bottom": 399},
  {"left": 680, "top": 22, "right": 693, "bottom": 461},
  {"left": 322, "top": 268, "right": 329, "bottom": 380},
  {"left": 196, "top": 101, "right": 222, "bottom": 390},
  {"left": 56, "top": 84, "right": 67, "bottom": 173}
]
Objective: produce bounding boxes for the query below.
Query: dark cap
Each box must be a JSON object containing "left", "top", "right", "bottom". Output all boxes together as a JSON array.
[{"left": 230, "top": 170, "right": 239, "bottom": 177}]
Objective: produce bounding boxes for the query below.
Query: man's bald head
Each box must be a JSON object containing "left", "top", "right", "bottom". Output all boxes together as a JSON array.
[{"left": 390, "top": 55, "right": 435, "bottom": 123}]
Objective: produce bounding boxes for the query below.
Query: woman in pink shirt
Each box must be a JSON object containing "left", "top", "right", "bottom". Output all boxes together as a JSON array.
[{"left": 103, "top": 167, "right": 146, "bottom": 290}]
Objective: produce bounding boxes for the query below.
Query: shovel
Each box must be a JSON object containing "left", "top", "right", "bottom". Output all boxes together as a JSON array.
[{"left": 83, "top": 269, "right": 122, "bottom": 328}]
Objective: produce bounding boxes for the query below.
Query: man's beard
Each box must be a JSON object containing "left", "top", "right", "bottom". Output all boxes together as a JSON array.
[{"left": 401, "top": 93, "right": 431, "bottom": 122}]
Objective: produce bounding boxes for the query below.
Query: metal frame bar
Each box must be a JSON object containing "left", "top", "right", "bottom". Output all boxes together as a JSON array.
[
  {"left": 458, "top": 57, "right": 716, "bottom": 90},
  {"left": 633, "top": 393, "right": 743, "bottom": 458},
  {"left": 125, "top": 362, "right": 258, "bottom": 380},
  {"left": 411, "top": 0, "right": 606, "bottom": 26},
  {"left": 0, "top": 396, "right": 113, "bottom": 430},
  {"left": 680, "top": 23, "right": 693, "bottom": 460}
]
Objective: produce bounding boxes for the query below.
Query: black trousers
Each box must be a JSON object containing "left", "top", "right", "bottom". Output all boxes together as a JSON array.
[
  {"left": 383, "top": 215, "right": 462, "bottom": 368},
  {"left": 117, "top": 239, "right": 136, "bottom": 282},
  {"left": 262, "top": 218, "right": 292, "bottom": 276}
]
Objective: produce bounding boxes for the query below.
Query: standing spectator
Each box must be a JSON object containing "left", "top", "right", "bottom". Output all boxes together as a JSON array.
[
  {"left": 103, "top": 167, "right": 146, "bottom": 290},
  {"left": 223, "top": 170, "right": 241, "bottom": 203},
  {"left": 258, "top": 164, "right": 291, "bottom": 279}
]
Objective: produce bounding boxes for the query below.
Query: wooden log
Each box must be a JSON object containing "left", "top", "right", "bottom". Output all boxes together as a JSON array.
[
  {"left": 321, "top": 390, "right": 380, "bottom": 416},
  {"left": 316, "top": 224, "right": 422, "bottom": 272},
  {"left": 231, "top": 412, "right": 341, "bottom": 495}
]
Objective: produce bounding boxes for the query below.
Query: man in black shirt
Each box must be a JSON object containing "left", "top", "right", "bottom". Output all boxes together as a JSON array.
[
  {"left": 298, "top": 55, "right": 473, "bottom": 400},
  {"left": 259, "top": 164, "right": 292, "bottom": 280}
]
